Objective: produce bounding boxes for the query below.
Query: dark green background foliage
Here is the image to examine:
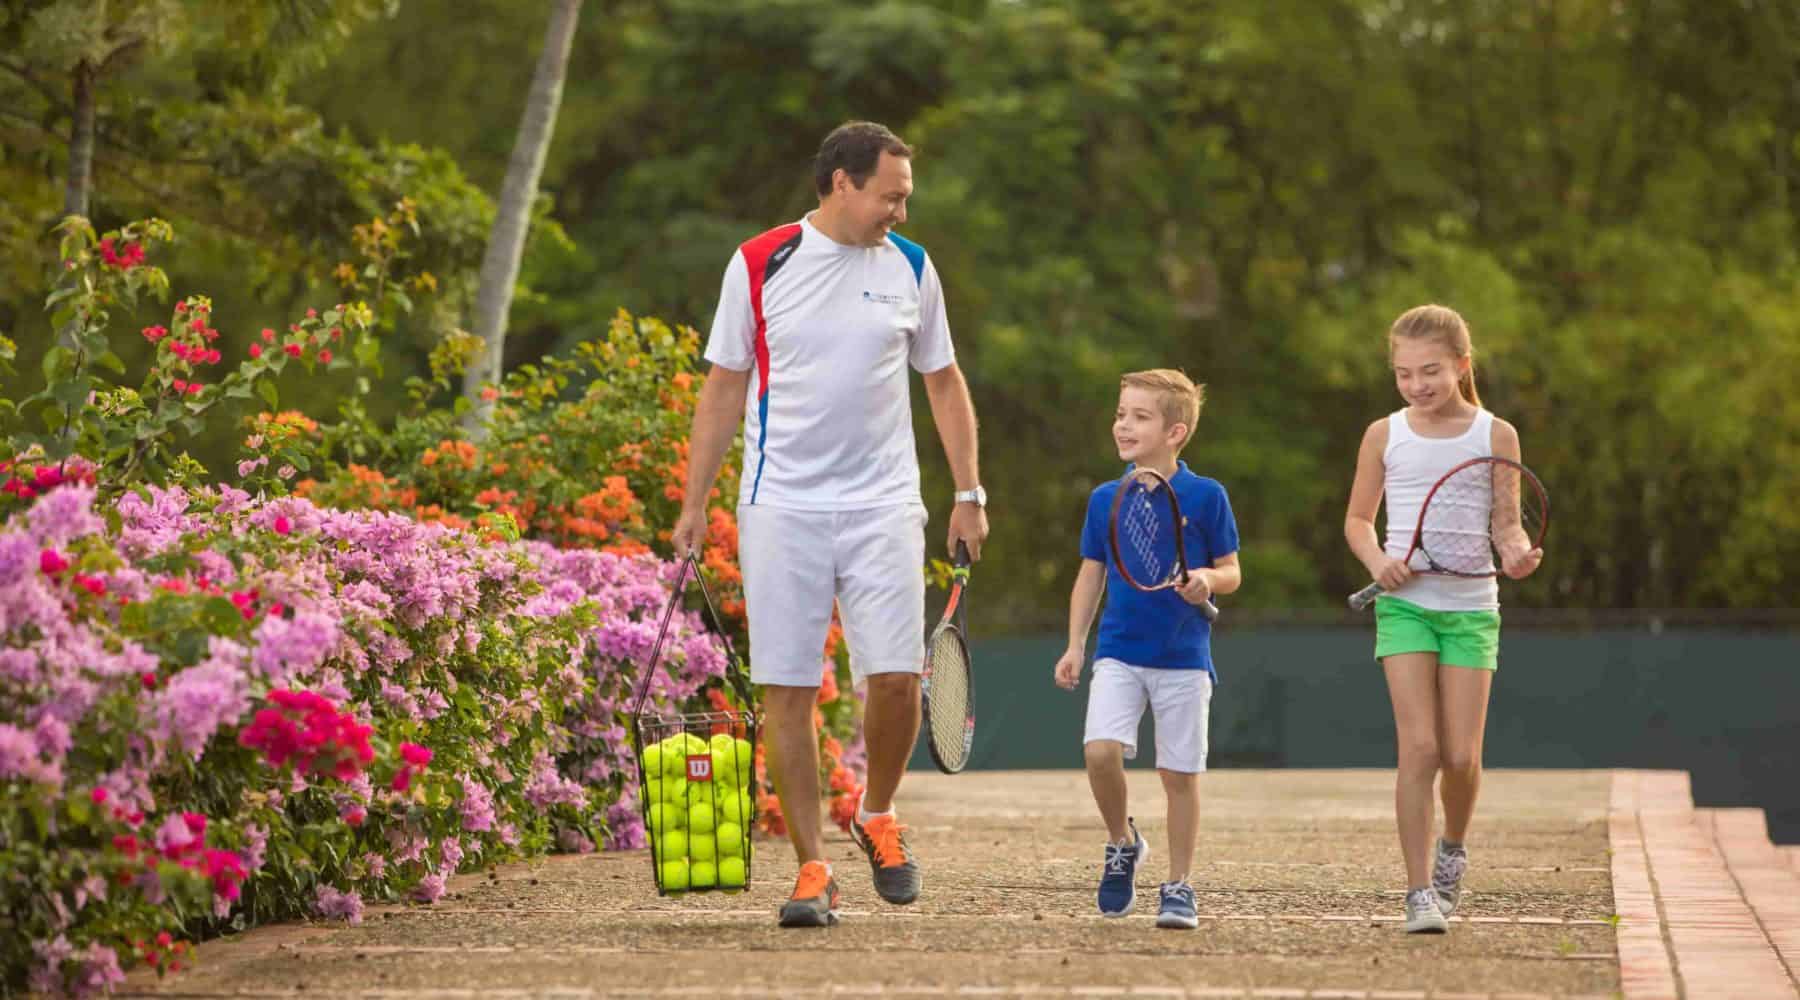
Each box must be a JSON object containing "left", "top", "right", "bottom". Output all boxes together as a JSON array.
[{"left": 5, "top": 0, "right": 1796, "bottom": 624}]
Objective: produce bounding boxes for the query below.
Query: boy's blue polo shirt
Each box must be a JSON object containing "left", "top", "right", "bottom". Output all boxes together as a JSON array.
[{"left": 1080, "top": 461, "right": 1239, "bottom": 680}]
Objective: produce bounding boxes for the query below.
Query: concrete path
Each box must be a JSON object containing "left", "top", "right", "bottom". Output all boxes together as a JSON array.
[{"left": 114, "top": 769, "right": 1798, "bottom": 999}]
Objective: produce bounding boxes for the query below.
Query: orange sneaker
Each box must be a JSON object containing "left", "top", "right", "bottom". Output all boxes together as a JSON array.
[
  {"left": 777, "top": 860, "right": 840, "bottom": 927},
  {"left": 849, "top": 813, "right": 921, "bottom": 905}
]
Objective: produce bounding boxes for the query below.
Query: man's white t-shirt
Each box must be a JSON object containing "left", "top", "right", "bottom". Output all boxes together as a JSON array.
[{"left": 703, "top": 214, "right": 956, "bottom": 511}]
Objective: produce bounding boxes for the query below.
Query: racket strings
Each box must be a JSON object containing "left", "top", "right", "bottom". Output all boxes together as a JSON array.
[
  {"left": 1419, "top": 463, "right": 1546, "bottom": 574},
  {"left": 925, "top": 630, "right": 970, "bottom": 764},
  {"left": 1120, "top": 486, "right": 1179, "bottom": 586}
]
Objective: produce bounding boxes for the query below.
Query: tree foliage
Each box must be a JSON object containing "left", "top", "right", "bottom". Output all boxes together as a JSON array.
[{"left": 6, "top": 0, "right": 1797, "bottom": 617}]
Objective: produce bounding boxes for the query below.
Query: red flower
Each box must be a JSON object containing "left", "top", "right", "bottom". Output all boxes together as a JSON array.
[
  {"left": 318, "top": 349, "right": 332, "bottom": 364},
  {"left": 261, "top": 328, "right": 275, "bottom": 343},
  {"left": 284, "top": 344, "right": 302, "bottom": 358},
  {"left": 141, "top": 325, "right": 168, "bottom": 342},
  {"left": 38, "top": 549, "right": 68, "bottom": 575},
  {"left": 185, "top": 383, "right": 203, "bottom": 396},
  {"left": 399, "top": 742, "right": 434, "bottom": 767},
  {"left": 305, "top": 308, "right": 318, "bottom": 319},
  {"left": 91, "top": 787, "right": 108, "bottom": 804},
  {"left": 175, "top": 302, "right": 189, "bottom": 314},
  {"left": 273, "top": 515, "right": 291, "bottom": 536},
  {"left": 140, "top": 672, "right": 157, "bottom": 690},
  {"left": 249, "top": 344, "right": 262, "bottom": 359},
  {"left": 73, "top": 574, "right": 106, "bottom": 596}
]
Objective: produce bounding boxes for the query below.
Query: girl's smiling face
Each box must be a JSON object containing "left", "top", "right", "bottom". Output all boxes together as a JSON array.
[{"left": 1391, "top": 337, "right": 1470, "bottom": 413}]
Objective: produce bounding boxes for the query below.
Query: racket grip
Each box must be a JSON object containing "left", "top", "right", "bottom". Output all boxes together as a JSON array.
[
  {"left": 1347, "top": 581, "right": 1385, "bottom": 611},
  {"left": 1199, "top": 598, "right": 1219, "bottom": 622}
]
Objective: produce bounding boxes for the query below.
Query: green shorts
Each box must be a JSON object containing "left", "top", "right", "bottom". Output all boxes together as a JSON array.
[{"left": 1373, "top": 596, "right": 1501, "bottom": 671}]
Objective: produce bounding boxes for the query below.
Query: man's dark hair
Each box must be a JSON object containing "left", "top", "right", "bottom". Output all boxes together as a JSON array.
[{"left": 813, "top": 121, "right": 912, "bottom": 197}]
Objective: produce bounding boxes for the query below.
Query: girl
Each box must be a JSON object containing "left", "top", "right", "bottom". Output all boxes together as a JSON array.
[{"left": 1343, "top": 305, "right": 1543, "bottom": 933}]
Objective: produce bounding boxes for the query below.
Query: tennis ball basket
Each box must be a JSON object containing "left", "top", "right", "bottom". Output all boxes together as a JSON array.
[{"left": 628, "top": 553, "right": 759, "bottom": 896}]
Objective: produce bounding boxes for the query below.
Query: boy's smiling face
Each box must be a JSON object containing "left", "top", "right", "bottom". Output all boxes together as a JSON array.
[{"left": 1114, "top": 386, "right": 1186, "bottom": 467}]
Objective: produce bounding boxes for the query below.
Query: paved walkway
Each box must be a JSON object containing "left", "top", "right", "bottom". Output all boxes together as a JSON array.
[{"left": 116, "top": 770, "right": 1797, "bottom": 999}]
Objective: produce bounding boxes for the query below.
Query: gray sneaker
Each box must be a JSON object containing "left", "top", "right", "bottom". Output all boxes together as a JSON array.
[
  {"left": 1404, "top": 887, "right": 1448, "bottom": 933},
  {"left": 1432, "top": 838, "right": 1468, "bottom": 917},
  {"left": 848, "top": 812, "right": 920, "bottom": 905}
]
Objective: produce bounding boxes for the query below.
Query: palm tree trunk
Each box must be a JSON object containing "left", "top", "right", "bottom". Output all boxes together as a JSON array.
[
  {"left": 64, "top": 57, "right": 96, "bottom": 219},
  {"left": 462, "top": 0, "right": 584, "bottom": 430}
]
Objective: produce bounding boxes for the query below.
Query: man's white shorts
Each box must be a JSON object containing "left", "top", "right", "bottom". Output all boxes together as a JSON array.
[
  {"left": 738, "top": 503, "right": 927, "bottom": 687},
  {"left": 1082, "top": 658, "right": 1214, "bottom": 773}
]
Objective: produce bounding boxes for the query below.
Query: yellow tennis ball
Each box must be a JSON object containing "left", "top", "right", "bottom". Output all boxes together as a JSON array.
[
  {"left": 710, "top": 745, "right": 740, "bottom": 786},
  {"left": 661, "top": 859, "right": 689, "bottom": 893},
  {"left": 680, "top": 732, "right": 708, "bottom": 755},
  {"left": 688, "top": 833, "right": 717, "bottom": 862},
  {"left": 659, "top": 775, "right": 688, "bottom": 805},
  {"left": 718, "top": 857, "right": 746, "bottom": 888},
  {"left": 709, "top": 732, "right": 734, "bottom": 755},
  {"left": 655, "top": 829, "right": 688, "bottom": 863},
  {"left": 687, "top": 801, "right": 715, "bottom": 836},
  {"left": 662, "top": 742, "right": 687, "bottom": 779},
  {"left": 646, "top": 802, "right": 684, "bottom": 833},
  {"left": 689, "top": 860, "right": 717, "bottom": 889},
  {"left": 715, "top": 821, "right": 744, "bottom": 858},
  {"left": 717, "top": 790, "right": 752, "bottom": 826}
]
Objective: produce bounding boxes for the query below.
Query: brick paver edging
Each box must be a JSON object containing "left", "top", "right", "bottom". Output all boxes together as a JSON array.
[{"left": 1610, "top": 769, "right": 1799, "bottom": 999}]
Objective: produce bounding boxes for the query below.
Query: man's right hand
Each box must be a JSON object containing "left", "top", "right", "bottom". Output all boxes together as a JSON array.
[
  {"left": 670, "top": 506, "right": 707, "bottom": 559},
  {"left": 1053, "top": 648, "right": 1084, "bottom": 691}
]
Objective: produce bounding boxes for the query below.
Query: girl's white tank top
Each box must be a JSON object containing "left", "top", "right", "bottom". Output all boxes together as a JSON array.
[{"left": 1381, "top": 407, "right": 1499, "bottom": 612}]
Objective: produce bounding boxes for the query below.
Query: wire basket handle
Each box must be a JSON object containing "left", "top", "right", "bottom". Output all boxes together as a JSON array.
[{"left": 627, "top": 552, "right": 753, "bottom": 719}]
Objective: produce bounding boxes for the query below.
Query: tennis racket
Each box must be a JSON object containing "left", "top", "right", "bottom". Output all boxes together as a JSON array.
[
  {"left": 1348, "top": 456, "right": 1549, "bottom": 611},
  {"left": 1108, "top": 467, "right": 1220, "bottom": 622},
  {"left": 921, "top": 540, "right": 975, "bottom": 774}
]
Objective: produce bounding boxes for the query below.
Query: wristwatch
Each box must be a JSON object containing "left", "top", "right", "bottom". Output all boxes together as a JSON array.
[{"left": 954, "top": 486, "right": 987, "bottom": 508}]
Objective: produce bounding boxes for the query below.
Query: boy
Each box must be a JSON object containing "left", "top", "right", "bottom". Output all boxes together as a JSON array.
[{"left": 1052, "top": 369, "right": 1242, "bottom": 929}]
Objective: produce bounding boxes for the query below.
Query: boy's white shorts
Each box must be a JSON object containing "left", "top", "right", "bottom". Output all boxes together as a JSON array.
[
  {"left": 1083, "top": 657, "right": 1214, "bottom": 773},
  {"left": 737, "top": 503, "right": 927, "bottom": 687}
]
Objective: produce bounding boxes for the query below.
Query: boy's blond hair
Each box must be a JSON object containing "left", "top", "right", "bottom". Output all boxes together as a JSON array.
[{"left": 1119, "top": 369, "right": 1205, "bottom": 450}]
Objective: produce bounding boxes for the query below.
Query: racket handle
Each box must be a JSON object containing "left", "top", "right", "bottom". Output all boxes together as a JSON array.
[
  {"left": 1347, "top": 581, "right": 1385, "bottom": 611},
  {"left": 1199, "top": 597, "right": 1219, "bottom": 622}
]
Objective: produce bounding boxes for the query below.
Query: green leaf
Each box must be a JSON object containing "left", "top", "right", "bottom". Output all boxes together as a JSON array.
[
  {"left": 257, "top": 379, "right": 279, "bottom": 409},
  {"left": 96, "top": 351, "right": 126, "bottom": 375},
  {"left": 41, "top": 346, "right": 73, "bottom": 382}
]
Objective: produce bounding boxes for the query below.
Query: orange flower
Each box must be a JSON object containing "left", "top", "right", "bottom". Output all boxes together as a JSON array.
[
  {"left": 828, "top": 791, "right": 859, "bottom": 832},
  {"left": 817, "top": 666, "right": 839, "bottom": 705}
]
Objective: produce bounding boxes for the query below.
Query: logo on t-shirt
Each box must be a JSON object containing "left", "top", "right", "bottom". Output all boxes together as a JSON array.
[{"left": 862, "top": 290, "right": 904, "bottom": 305}]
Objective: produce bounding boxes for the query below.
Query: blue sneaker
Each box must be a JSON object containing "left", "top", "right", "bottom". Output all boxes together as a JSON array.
[
  {"left": 1097, "top": 817, "right": 1149, "bottom": 917},
  {"left": 1156, "top": 879, "right": 1199, "bottom": 929}
]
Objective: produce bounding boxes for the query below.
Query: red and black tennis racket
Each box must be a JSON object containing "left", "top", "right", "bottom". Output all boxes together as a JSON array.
[
  {"left": 1348, "top": 456, "right": 1549, "bottom": 610},
  {"left": 921, "top": 541, "right": 974, "bottom": 774},
  {"left": 1108, "top": 467, "right": 1220, "bottom": 622}
]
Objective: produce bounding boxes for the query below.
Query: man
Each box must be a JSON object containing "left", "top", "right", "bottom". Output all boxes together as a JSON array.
[{"left": 670, "top": 121, "right": 988, "bottom": 928}]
